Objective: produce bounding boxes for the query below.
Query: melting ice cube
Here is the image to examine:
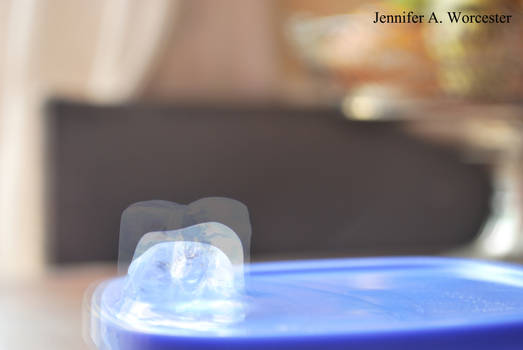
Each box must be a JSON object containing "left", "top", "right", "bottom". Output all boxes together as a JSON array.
[
  {"left": 117, "top": 239, "right": 245, "bottom": 329},
  {"left": 118, "top": 198, "right": 252, "bottom": 273},
  {"left": 126, "top": 240, "right": 239, "bottom": 301},
  {"left": 132, "top": 222, "right": 246, "bottom": 275}
]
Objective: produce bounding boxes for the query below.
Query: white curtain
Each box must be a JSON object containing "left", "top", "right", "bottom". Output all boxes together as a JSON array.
[{"left": 0, "top": 0, "right": 178, "bottom": 279}]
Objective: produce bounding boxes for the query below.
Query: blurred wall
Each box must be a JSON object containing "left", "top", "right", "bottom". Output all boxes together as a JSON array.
[
  {"left": 142, "top": 0, "right": 281, "bottom": 102},
  {"left": 0, "top": 0, "right": 294, "bottom": 279},
  {"left": 0, "top": 0, "right": 177, "bottom": 279}
]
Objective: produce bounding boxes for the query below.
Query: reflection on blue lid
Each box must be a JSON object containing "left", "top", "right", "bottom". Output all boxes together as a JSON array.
[{"left": 93, "top": 257, "right": 523, "bottom": 350}]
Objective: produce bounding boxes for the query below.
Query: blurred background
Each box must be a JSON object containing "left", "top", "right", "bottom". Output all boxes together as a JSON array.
[{"left": 0, "top": 0, "right": 522, "bottom": 348}]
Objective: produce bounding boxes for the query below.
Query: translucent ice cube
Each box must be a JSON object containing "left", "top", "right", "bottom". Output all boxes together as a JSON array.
[
  {"left": 126, "top": 240, "right": 238, "bottom": 300},
  {"left": 116, "top": 240, "right": 245, "bottom": 329},
  {"left": 132, "top": 222, "right": 245, "bottom": 278},
  {"left": 118, "top": 198, "right": 251, "bottom": 273}
]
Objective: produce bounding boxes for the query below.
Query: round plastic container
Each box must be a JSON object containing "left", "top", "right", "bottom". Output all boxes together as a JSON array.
[{"left": 88, "top": 257, "right": 523, "bottom": 349}]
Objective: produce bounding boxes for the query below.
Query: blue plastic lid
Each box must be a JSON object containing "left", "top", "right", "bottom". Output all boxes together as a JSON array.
[{"left": 92, "top": 257, "right": 523, "bottom": 349}]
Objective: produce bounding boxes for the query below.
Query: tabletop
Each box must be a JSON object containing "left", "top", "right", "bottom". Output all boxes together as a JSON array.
[{"left": 1, "top": 264, "right": 117, "bottom": 350}]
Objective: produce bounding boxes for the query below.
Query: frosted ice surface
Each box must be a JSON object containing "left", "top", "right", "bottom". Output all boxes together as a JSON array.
[
  {"left": 132, "top": 222, "right": 245, "bottom": 273},
  {"left": 126, "top": 241, "right": 238, "bottom": 301},
  {"left": 118, "top": 198, "right": 251, "bottom": 273},
  {"left": 117, "top": 239, "right": 245, "bottom": 328}
]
